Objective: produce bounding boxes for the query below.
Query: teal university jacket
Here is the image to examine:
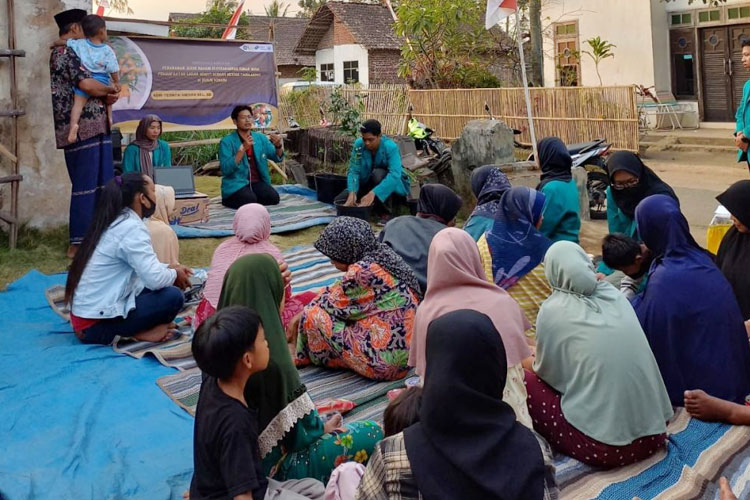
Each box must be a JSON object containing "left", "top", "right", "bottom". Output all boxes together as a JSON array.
[
  {"left": 347, "top": 135, "right": 410, "bottom": 202},
  {"left": 736, "top": 79, "right": 750, "bottom": 163},
  {"left": 219, "top": 131, "right": 284, "bottom": 199}
]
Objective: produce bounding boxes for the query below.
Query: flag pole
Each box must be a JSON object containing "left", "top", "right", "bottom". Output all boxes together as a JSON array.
[{"left": 513, "top": 4, "right": 539, "bottom": 169}]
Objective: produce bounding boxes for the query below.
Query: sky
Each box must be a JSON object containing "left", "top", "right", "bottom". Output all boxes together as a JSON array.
[{"left": 93, "top": 0, "right": 300, "bottom": 21}]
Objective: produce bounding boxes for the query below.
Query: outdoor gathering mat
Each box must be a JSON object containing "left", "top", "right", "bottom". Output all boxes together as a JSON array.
[
  {"left": 27, "top": 251, "right": 750, "bottom": 499},
  {"left": 44, "top": 246, "right": 341, "bottom": 366},
  {"left": 173, "top": 184, "right": 336, "bottom": 238}
]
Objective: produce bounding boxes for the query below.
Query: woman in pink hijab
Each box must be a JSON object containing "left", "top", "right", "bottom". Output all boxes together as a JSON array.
[
  {"left": 411, "top": 227, "right": 534, "bottom": 428},
  {"left": 193, "top": 203, "right": 315, "bottom": 330}
]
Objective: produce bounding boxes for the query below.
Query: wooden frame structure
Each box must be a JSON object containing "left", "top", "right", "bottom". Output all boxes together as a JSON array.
[{"left": 1, "top": 0, "right": 23, "bottom": 249}]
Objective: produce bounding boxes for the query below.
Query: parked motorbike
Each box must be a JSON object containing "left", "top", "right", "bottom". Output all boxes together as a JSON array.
[{"left": 407, "top": 108, "right": 453, "bottom": 184}]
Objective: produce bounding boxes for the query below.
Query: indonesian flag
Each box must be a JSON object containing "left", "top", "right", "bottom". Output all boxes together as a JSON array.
[
  {"left": 485, "top": 0, "right": 517, "bottom": 29},
  {"left": 95, "top": 0, "right": 109, "bottom": 16},
  {"left": 222, "top": 0, "right": 246, "bottom": 40}
]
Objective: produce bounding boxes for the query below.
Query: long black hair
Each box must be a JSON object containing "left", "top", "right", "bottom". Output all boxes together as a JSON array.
[{"left": 65, "top": 173, "right": 149, "bottom": 305}]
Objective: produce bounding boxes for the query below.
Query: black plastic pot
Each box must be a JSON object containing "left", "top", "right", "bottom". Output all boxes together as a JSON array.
[
  {"left": 335, "top": 200, "right": 373, "bottom": 221},
  {"left": 315, "top": 173, "right": 348, "bottom": 204}
]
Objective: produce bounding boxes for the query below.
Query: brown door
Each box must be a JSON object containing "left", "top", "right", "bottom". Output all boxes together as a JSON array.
[
  {"left": 701, "top": 27, "right": 732, "bottom": 121},
  {"left": 701, "top": 25, "right": 750, "bottom": 121}
]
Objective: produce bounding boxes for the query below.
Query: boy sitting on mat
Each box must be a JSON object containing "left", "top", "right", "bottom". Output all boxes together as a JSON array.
[{"left": 189, "top": 306, "right": 325, "bottom": 500}]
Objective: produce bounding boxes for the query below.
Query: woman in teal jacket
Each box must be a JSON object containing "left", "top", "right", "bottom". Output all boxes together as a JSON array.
[
  {"left": 121, "top": 115, "right": 171, "bottom": 177},
  {"left": 335, "top": 119, "right": 410, "bottom": 209},
  {"left": 220, "top": 105, "right": 284, "bottom": 208},
  {"left": 536, "top": 137, "right": 581, "bottom": 243}
]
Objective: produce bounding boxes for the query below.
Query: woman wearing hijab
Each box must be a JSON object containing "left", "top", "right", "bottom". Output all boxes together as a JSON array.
[
  {"left": 411, "top": 228, "right": 534, "bottom": 428},
  {"left": 145, "top": 184, "right": 179, "bottom": 266},
  {"left": 605, "top": 152, "right": 678, "bottom": 238},
  {"left": 379, "top": 184, "right": 463, "bottom": 292},
  {"left": 193, "top": 203, "right": 315, "bottom": 330},
  {"left": 527, "top": 241, "right": 673, "bottom": 468},
  {"left": 633, "top": 195, "right": 750, "bottom": 406},
  {"left": 715, "top": 180, "right": 750, "bottom": 320},
  {"left": 218, "top": 254, "right": 383, "bottom": 483},
  {"left": 122, "top": 115, "right": 172, "bottom": 177},
  {"left": 463, "top": 166, "right": 512, "bottom": 241},
  {"left": 536, "top": 137, "right": 580, "bottom": 243},
  {"left": 357, "top": 310, "right": 556, "bottom": 500},
  {"left": 290, "top": 217, "right": 420, "bottom": 381},
  {"left": 477, "top": 187, "right": 553, "bottom": 339}
]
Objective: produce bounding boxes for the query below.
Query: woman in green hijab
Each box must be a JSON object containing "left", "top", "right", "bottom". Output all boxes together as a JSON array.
[
  {"left": 218, "top": 254, "right": 383, "bottom": 483},
  {"left": 525, "top": 241, "right": 673, "bottom": 468}
]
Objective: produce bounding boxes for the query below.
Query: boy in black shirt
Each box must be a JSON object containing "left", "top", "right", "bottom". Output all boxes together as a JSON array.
[{"left": 189, "top": 306, "right": 325, "bottom": 500}]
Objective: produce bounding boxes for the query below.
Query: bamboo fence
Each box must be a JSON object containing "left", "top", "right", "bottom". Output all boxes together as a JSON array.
[{"left": 279, "top": 85, "right": 639, "bottom": 151}]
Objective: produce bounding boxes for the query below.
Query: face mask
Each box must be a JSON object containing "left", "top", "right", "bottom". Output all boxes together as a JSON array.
[{"left": 141, "top": 194, "right": 157, "bottom": 219}]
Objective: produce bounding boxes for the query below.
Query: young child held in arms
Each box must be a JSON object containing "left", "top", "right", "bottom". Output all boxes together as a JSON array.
[
  {"left": 62, "top": 14, "right": 120, "bottom": 143},
  {"left": 601, "top": 233, "right": 653, "bottom": 299},
  {"left": 190, "top": 306, "right": 325, "bottom": 500}
]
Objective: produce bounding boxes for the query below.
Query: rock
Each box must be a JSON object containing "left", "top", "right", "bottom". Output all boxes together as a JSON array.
[{"left": 450, "top": 120, "right": 516, "bottom": 200}]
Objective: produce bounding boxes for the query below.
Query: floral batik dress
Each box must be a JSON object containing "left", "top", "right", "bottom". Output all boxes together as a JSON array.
[{"left": 295, "top": 257, "right": 419, "bottom": 381}]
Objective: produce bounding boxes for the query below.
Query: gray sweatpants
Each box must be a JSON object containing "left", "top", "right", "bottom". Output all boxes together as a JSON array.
[{"left": 266, "top": 478, "right": 325, "bottom": 500}]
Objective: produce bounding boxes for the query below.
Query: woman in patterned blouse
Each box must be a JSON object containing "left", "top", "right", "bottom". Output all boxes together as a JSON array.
[{"left": 287, "top": 217, "right": 421, "bottom": 381}]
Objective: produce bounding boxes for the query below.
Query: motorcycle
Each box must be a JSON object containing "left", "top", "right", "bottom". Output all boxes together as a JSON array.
[{"left": 407, "top": 108, "right": 453, "bottom": 184}]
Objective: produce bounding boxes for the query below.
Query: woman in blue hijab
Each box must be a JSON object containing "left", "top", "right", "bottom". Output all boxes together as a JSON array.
[
  {"left": 463, "top": 166, "right": 512, "bottom": 241},
  {"left": 632, "top": 194, "right": 750, "bottom": 406}
]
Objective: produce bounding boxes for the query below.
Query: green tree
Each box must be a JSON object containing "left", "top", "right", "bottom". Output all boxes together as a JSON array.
[
  {"left": 296, "top": 0, "right": 326, "bottom": 18},
  {"left": 583, "top": 36, "right": 615, "bottom": 86},
  {"left": 396, "top": 0, "right": 503, "bottom": 88},
  {"left": 103, "top": 0, "right": 133, "bottom": 15},
  {"left": 172, "top": 1, "right": 251, "bottom": 39},
  {"left": 265, "top": 0, "right": 291, "bottom": 17}
]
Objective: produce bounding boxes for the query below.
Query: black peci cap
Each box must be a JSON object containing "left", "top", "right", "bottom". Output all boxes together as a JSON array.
[{"left": 54, "top": 9, "right": 87, "bottom": 30}]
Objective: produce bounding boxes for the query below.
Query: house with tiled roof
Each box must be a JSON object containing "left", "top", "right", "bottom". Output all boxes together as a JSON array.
[
  {"left": 294, "top": 1, "right": 403, "bottom": 85},
  {"left": 167, "top": 13, "right": 315, "bottom": 84}
]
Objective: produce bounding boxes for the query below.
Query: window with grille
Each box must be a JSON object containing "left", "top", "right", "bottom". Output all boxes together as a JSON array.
[
  {"left": 320, "top": 63, "right": 334, "bottom": 82},
  {"left": 343, "top": 61, "right": 359, "bottom": 83},
  {"left": 553, "top": 22, "right": 580, "bottom": 87}
]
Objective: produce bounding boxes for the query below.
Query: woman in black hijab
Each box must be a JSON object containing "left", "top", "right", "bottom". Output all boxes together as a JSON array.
[
  {"left": 535, "top": 137, "right": 581, "bottom": 242},
  {"left": 605, "top": 151, "right": 678, "bottom": 237},
  {"left": 357, "top": 310, "right": 553, "bottom": 500},
  {"left": 716, "top": 180, "right": 750, "bottom": 320},
  {"left": 379, "top": 184, "right": 463, "bottom": 292}
]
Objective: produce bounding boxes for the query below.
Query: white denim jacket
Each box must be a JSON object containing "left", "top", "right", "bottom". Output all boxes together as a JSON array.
[{"left": 72, "top": 208, "right": 177, "bottom": 319}]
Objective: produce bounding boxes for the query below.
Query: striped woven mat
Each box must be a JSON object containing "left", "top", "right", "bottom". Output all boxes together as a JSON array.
[
  {"left": 174, "top": 185, "right": 336, "bottom": 239},
  {"left": 157, "top": 366, "right": 412, "bottom": 425}
]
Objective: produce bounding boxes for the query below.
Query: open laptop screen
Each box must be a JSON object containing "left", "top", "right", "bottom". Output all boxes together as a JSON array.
[{"left": 154, "top": 167, "right": 195, "bottom": 197}]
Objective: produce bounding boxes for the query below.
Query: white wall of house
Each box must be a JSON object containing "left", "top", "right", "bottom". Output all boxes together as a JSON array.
[
  {"left": 315, "top": 44, "right": 369, "bottom": 85},
  {"left": 542, "top": 0, "right": 666, "bottom": 89}
]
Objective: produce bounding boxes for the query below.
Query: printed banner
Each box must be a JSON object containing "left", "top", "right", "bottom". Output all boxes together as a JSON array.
[{"left": 111, "top": 36, "right": 278, "bottom": 132}]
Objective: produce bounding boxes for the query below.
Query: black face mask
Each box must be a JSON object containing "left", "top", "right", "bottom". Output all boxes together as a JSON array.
[{"left": 141, "top": 194, "right": 157, "bottom": 219}]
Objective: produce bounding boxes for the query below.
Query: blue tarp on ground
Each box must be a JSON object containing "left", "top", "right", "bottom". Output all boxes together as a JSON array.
[{"left": 0, "top": 271, "right": 193, "bottom": 500}]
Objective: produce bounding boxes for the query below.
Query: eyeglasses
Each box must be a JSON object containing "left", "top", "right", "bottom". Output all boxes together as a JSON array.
[{"left": 611, "top": 179, "right": 639, "bottom": 190}]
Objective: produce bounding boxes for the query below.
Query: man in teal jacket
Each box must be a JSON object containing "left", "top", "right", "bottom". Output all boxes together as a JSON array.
[
  {"left": 336, "top": 119, "right": 410, "bottom": 209},
  {"left": 219, "top": 105, "right": 284, "bottom": 208},
  {"left": 735, "top": 39, "right": 750, "bottom": 170}
]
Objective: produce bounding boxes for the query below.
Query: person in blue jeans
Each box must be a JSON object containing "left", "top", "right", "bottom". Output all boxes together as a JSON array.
[{"left": 65, "top": 173, "right": 192, "bottom": 345}]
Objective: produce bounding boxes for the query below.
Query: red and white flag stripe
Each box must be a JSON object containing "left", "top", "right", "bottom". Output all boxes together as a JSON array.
[
  {"left": 222, "top": 0, "right": 246, "bottom": 40},
  {"left": 485, "top": 0, "right": 517, "bottom": 30}
]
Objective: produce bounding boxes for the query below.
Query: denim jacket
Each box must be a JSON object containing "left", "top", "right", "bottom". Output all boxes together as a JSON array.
[{"left": 72, "top": 208, "right": 177, "bottom": 319}]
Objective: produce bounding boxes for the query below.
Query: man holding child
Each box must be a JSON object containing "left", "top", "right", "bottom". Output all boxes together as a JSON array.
[{"left": 50, "top": 9, "right": 119, "bottom": 258}]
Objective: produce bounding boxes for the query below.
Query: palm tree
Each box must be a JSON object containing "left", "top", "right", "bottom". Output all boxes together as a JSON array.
[
  {"left": 583, "top": 36, "right": 616, "bottom": 86},
  {"left": 265, "top": 0, "right": 291, "bottom": 17}
]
